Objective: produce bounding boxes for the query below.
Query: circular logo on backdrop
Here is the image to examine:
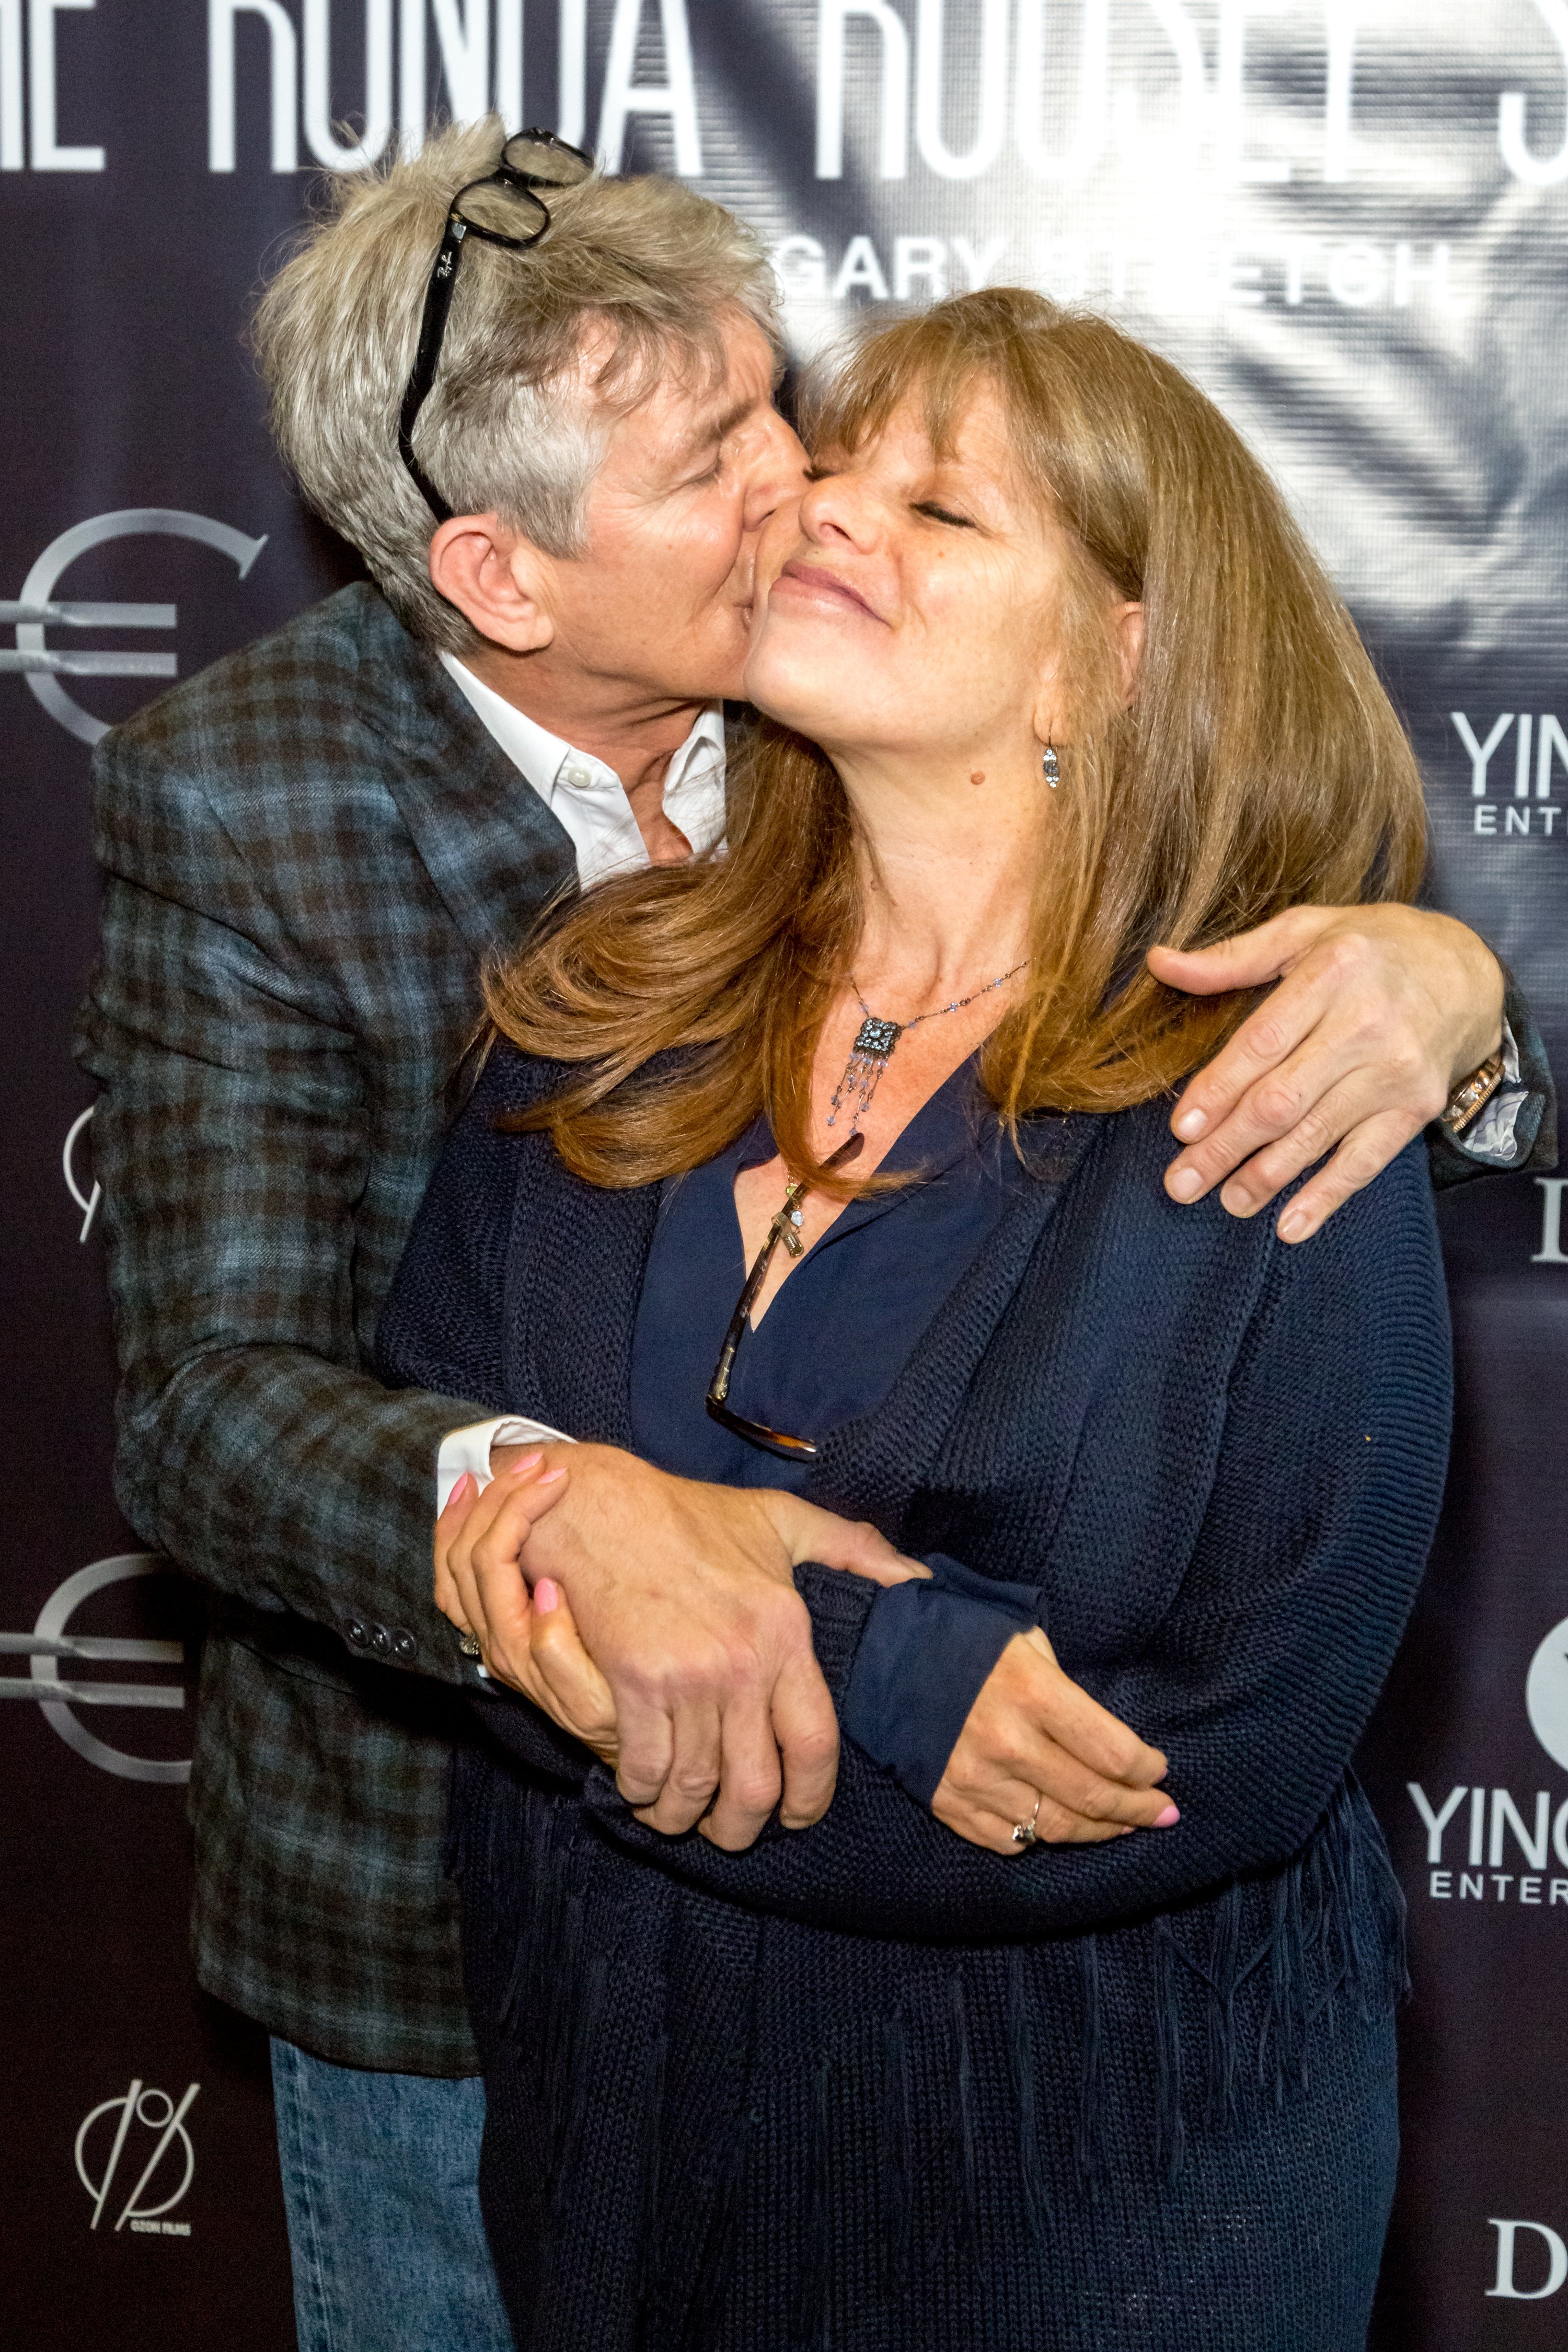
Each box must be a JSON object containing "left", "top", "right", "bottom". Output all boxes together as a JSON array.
[
  {"left": 1, "top": 1555, "right": 195, "bottom": 1782},
  {"left": 1, "top": 508, "right": 267, "bottom": 746},
  {"left": 75, "top": 2079, "right": 199, "bottom": 2233},
  {"left": 1525, "top": 1616, "right": 1568, "bottom": 1771}
]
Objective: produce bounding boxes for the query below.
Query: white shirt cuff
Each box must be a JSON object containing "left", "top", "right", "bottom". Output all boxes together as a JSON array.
[
  {"left": 1452, "top": 1017, "right": 1529, "bottom": 1167},
  {"left": 436, "top": 1416, "right": 574, "bottom": 1512}
]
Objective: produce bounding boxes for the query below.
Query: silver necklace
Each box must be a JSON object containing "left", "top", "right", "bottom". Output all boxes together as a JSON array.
[{"left": 826, "top": 960, "right": 1030, "bottom": 1134}]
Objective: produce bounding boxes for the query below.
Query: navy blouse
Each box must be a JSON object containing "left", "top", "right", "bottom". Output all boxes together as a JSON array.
[{"left": 629, "top": 1063, "right": 1048, "bottom": 1804}]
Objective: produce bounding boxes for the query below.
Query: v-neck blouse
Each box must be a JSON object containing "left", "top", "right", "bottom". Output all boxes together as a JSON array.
[{"left": 629, "top": 1060, "right": 1048, "bottom": 1804}]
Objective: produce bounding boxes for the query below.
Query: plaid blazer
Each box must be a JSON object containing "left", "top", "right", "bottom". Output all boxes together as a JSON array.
[
  {"left": 76, "top": 583, "right": 577, "bottom": 2074},
  {"left": 76, "top": 580, "right": 1555, "bottom": 2079}
]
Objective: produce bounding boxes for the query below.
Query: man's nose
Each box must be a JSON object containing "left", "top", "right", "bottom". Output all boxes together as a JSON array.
[{"left": 742, "top": 411, "right": 810, "bottom": 530}]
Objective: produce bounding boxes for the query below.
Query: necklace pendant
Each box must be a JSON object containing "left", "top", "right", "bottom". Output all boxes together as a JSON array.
[
  {"left": 770, "top": 1197, "right": 806, "bottom": 1257},
  {"left": 828, "top": 1039, "right": 896, "bottom": 1132},
  {"left": 852, "top": 1014, "right": 902, "bottom": 1058},
  {"left": 827, "top": 961, "right": 1029, "bottom": 1133}
]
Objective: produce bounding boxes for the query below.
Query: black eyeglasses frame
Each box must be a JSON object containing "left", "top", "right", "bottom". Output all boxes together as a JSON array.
[
  {"left": 705, "top": 1134, "right": 864, "bottom": 1463},
  {"left": 396, "top": 128, "right": 594, "bottom": 526}
]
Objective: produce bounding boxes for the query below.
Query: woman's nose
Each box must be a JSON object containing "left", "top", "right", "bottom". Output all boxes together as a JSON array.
[{"left": 799, "top": 466, "right": 877, "bottom": 548}]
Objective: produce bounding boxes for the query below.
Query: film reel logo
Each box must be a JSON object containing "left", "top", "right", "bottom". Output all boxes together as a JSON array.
[
  {"left": 0, "top": 1554, "right": 191, "bottom": 1783},
  {"left": 76, "top": 2080, "right": 200, "bottom": 2234}
]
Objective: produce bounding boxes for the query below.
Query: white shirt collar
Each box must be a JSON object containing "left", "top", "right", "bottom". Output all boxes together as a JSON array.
[{"left": 439, "top": 653, "right": 727, "bottom": 893}]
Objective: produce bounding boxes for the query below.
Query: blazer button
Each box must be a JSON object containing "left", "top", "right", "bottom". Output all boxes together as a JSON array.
[
  {"left": 391, "top": 1629, "right": 417, "bottom": 1662},
  {"left": 343, "top": 1617, "right": 369, "bottom": 1648},
  {"left": 370, "top": 1623, "right": 393, "bottom": 1655}
]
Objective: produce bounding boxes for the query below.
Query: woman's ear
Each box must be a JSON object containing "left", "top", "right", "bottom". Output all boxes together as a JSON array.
[
  {"left": 1114, "top": 601, "right": 1145, "bottom": 706},
  {"left": 1028, "top": 593, "right": 1145, "bottom": 748},
  {"left": 428, "top": 516, "right": 556, "bottom": 654}
]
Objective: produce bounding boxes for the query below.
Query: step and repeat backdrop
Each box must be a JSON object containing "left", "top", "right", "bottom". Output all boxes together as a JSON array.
[{"left": 3, "top": 4, "right": 1566, "bottom": 2346}]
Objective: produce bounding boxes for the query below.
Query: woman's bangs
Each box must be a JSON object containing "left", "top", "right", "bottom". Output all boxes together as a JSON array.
[{"left": 803, "top": 313, "right": 993, "bottom": 465}]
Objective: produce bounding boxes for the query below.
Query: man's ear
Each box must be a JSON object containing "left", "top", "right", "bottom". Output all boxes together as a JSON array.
[{"left": 428, "top": 515, "right": 555, "bottom": 654}]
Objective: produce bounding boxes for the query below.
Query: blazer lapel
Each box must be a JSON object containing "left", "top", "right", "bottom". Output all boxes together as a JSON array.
[
  {"left": 801, "top": 1115, "right": 1106, "bottom": 1538},
  {"left": 365, "top": 608, "right": 578, "bottom": 960}
]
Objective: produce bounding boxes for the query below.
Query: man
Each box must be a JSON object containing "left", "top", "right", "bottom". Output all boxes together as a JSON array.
[{"left": 77, "top": 119, "right": 1550, "bottom": 2350}]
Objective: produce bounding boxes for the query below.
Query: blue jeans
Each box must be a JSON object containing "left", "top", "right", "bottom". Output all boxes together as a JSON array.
[{"left": 270, "top": 2037, "right": 515, "bottom": 2352}]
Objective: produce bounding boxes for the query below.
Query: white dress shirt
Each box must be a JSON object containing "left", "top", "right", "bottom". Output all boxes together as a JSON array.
[
  {"left": 439, "top": 653, "right": 727, "bottom": 890},
  {"left": 434, "top": 659, "right": 729, "bottom": 1502},
  {"left": 1462, "top": 1016, "right": 1527, "bottom": 1163}
]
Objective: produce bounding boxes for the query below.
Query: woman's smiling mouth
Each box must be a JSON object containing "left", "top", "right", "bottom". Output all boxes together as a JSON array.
[{"left": 773, "top": 560, "right": 883, "bottom": 622}]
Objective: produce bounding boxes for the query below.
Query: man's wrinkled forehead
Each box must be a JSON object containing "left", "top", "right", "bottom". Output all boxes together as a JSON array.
[
  {"left": 670, "top": 381, "right": 771, "bottom": 466},
  {"left": 585, "top": 312, "right": 781, "bottom": 477}
]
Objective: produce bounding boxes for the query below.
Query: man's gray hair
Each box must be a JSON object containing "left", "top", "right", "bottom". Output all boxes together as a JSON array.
[{"left": 254, "top": 119, "right": 781, "bottom": 649}]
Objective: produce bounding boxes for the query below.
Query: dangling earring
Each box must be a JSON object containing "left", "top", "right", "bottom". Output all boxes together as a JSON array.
[{"left": 1042, "top": 739, "right": 1060, "bottom": 788}]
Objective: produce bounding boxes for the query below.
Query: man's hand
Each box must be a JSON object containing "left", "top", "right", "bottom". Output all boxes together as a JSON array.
[
  {"left": 932, "top": 1627, "right": 1178, "bottom": 1853},
  {"left": 1151, "top": 904, "right": 1504, "bottom": 1243},
  {"left": 443, "top": 1442, "right": 924, "bottom": 1851}
]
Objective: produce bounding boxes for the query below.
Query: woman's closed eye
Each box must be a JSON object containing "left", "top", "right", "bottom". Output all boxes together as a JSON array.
[{"left": 912, "top": 500, "right": 976, "bottom": 529}]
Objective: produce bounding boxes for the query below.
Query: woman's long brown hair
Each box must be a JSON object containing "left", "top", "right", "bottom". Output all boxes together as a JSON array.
[{"left": 488, "top": 289, "right": 1426, "bottom": 1191}]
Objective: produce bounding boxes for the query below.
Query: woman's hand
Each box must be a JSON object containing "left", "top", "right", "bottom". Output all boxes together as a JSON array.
[
  {"left": 435, "top": 1454, "right": 618, "bottom": 1766},
  {"left": 932, "top": 1626, "right": 1179, "bottom": 1854}
]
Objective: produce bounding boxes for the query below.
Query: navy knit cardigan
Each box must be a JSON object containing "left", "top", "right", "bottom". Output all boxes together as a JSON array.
[{"left": 377, "top": 1042, "right": 1454, "bottom": 2352}]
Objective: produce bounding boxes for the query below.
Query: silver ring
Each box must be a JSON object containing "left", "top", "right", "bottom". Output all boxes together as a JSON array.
[{"left": 1011, "top": 1793, "right": 1043, "bottom": 1848}]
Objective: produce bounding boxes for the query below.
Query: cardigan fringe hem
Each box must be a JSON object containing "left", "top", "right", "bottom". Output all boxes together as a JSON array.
[{"left": 451, "top": 1756, "right": 1405, "bottom": 2339}]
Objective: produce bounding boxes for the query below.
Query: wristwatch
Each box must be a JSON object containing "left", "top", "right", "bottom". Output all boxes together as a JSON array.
[{"left": 1439, "top": 1050, "right": 1507, "bottom": 1138}]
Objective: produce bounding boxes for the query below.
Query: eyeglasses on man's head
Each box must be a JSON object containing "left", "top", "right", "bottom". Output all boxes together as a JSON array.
[{"left": 397, "top": 129, "right": 594, "bottom": 525}]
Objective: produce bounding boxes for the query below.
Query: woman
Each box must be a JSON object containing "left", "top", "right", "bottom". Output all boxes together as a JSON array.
[{"left": 377, "top": 290, "right": 1451, "bottom": 2350}]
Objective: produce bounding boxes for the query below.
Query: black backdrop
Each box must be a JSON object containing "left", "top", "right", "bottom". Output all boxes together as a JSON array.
[{"left": 4, "top": 6, "right": 1566, "bottom": 2346}]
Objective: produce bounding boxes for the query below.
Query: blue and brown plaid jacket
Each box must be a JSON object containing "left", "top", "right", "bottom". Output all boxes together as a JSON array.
[
  {"left": 75, "top": 580, "right": 1555, "bottom": 2078},
  {"left": 76, "top": 583, "right": 577, "bottom": 2074}
]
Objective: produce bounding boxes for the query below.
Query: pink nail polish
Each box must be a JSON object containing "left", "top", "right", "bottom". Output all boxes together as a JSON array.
[
  {"left": 506, "top": 1449, "right": 544, "bottom": 1478},
  {"left": 445, "top": 1472, "right": 470, "bottom": 1507},
  {"left": 1154, "top": 1802, "right": 1181, "bottom": 1828},
  {"left": 535, "top": 1579, "right": 558, "bottom": 1613},
  {"left": 536, "top": 1465, "right": 567, "bottom": 1484}
]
